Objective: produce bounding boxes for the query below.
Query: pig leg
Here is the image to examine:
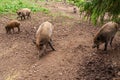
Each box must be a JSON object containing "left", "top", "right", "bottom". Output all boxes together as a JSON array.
[
  {"left": 48, "top": 41, "right": 55, "bottom": 51},
  {"left": 104, "top": 41, "right": 108, "bottom": 51},
  {"left": 5, "top": 27, "right": 9, "bottom": 34},
  {"left": 29, "top": 14, "right": 31, "bottom": 18},
  {"left": 97, "top": 45, "right": 99, "bottom": 50},
  {"left": 27, "top": 13, "right": 31, "bottom": 19},
  {"left": 50, "top": 39, "right": 53, "bottom": 44},
  {"left": 6, "top": 30, "right": 8, "bottom": 34},
  {"left": 39, "top": 44, "right": 47, "bottom": 59},
  {"left": 20, "top": 16, "right": 23, "bottom": 20},
  {"left": 17, "top": 26, "right": 20, "bottom": 32},
  {"left": 23, "top": 16, "right": 25, "bottom": 20},
  {"left": 110, "top": 36, "right": 114, "bottom": 48},
  {"left": 39, "top": 49, "right": 44, "bottom": 59},
  {"left": 7, "top": 28, "right": 11, "bottom": 34},
  {"left": 9, "top": 28, "right": 12, "bottom": 34},
  {"left": 12, "top": 28, "right": 15, "bottom": 33},
  {"left": 44, "top": 44, "right": 47, "bottom": 54}
]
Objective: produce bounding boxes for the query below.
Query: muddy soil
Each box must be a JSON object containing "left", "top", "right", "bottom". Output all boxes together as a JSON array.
[{"left": 0, "top": 1, "right": 120, "bottom": 80}]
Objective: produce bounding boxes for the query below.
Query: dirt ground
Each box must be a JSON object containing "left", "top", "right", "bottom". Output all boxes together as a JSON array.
[{"left": 0, "top": 1, "right": 120, "bottom": 80}]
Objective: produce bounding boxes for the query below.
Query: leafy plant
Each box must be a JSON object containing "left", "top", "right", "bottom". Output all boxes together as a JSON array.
[
  {"left": 68, "top": 0, "right": 120, "bottom": 25},
  {"left": 0, "top": 0, "right": 49, "bottom": 14}
]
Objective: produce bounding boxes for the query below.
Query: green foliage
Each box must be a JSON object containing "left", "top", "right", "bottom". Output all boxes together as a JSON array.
[
  {"left": 0, "top": 0, "right": 49, "bottom": 14},
  {"left": 38, "top": 0, "right": 63, "bottom": 2},
  {"left": 68, "top": 0, "right": 120, "bottom": 25}
]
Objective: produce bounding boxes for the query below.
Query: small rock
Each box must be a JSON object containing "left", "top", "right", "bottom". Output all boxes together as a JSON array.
[
  {"left": 15, "top": 52, "right": 18, "bottom": 54},
  {"left": 33, "top": 27, "right": 37, "bottom": 30},
  {"left": 44, "top": 75, "right": 48, "bottom": 78},
  {"left": 113, "top": 62, "right": 117, "bottom": 66},
  {"left": 33, "top": 70, "right": 37, "bottom": 73},
  {"left": 59, "top": 72, "right": 63, "bottom": 76},
  {"left": 51, "top": 65, "right": 54, "bottom": 67},
  {"left": 92, "top": 52, "right": 96, "bottom": 55},
  {"left": 113, "top": 78, "right": 120, "bottom": 80},
  {"left": 118, "top": 72, "right": 120, "bottom": 76}
]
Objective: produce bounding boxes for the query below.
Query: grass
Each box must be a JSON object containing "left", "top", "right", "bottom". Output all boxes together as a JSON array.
[
  {"left": 39, "top": 0, "right": 63, "bottom": 2},
  {"left": 0, "top": 0, "right": 50, "bottom": 14}
]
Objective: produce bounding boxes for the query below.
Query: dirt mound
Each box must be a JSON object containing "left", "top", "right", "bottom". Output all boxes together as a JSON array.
[{"left": 77, "top": 54, "right": 120, "bottom": 80}]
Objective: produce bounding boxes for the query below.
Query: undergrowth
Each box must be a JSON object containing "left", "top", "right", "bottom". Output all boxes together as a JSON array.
[{"left": 0, "top": 0, "right": 49, "bottom": 14}]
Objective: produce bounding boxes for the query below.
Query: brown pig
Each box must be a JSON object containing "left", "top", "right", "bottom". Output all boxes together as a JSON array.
[
  {"left": 33, "top": 21, "right": 55, "bottom": 58},
  {"left": 73, "top": 7, "right": 77, "bottom": 13},
  {"left": 92, "top": 21, "right": 119, "bottom": 51},
  {"left": 5, "top": 20, "right": 20, "bottom": 34},
  {"left": 17, "top": 8, "right": 31, "bottom": 20}
]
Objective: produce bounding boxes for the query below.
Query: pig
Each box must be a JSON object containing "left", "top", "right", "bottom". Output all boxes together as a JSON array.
[
  {"left": 33, "top": 21, "right": 55, "bottom": 58},
  {"left": 5, "top": 20, "right": 20, "bottom": 34},
  {"left": 92, "top": 21, "right": 119, "bottom": 51},
  {"left": 17, "top": 8, "right": 31, "bottom": 20},
  {"left": 73, "top": 7, "right": 77, "bottom": 13}
]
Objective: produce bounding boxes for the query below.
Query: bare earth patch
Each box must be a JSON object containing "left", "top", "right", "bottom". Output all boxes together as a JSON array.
[{"left": 0, "top": 1, "right": 120, "bottom": 80}]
